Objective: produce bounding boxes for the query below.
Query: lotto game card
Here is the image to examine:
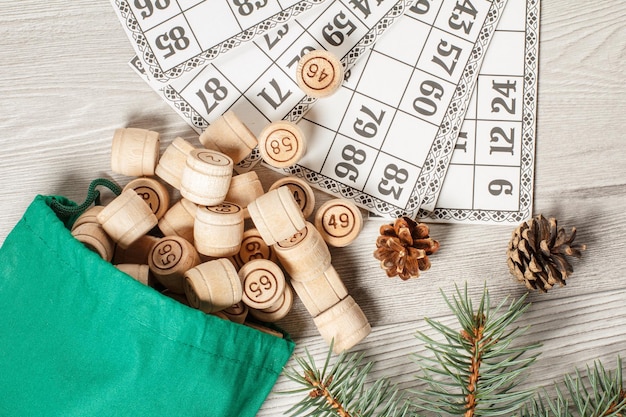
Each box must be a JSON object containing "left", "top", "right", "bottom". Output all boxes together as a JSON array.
[
  {"left": 133, "top": 0, "right": 416, "bottom": 170},
  {"left": 112, "top": 0, "right": 328, "bottom": 83},
  {"left": 418, "top": 0, "right": 539, "bottom": 224},
  {"left": 273, "top": 0, "right": 508, "bottom": 218}
]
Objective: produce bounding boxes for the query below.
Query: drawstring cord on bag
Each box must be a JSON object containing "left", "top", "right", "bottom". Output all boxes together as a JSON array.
[{"left": 50, "top": 178, "right": 122, "bottom": 226}]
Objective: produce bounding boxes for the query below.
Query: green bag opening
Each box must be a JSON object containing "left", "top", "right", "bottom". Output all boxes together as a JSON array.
[{"left": 0, "top": 192, "right": 295, "bottom": 416}]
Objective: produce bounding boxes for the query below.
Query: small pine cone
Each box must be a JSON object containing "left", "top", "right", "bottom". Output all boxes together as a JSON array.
[
  {"left": 507, "top": 214, "right": 586, "bottom": 292},
  {"left": 373, "top": 217, "right": 440, "bottom": 280}
]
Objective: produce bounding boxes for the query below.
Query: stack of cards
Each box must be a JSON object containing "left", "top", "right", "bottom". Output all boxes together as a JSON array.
[{"left": 111, "top": 0, "right": 539, "bottom": 225}]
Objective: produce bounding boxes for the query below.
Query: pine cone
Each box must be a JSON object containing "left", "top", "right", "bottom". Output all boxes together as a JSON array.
[
  {"left": 373, "top": 217, "right": 440, "bottom": 280},
  {"left": 507, "top": 214, "right": 586, "bottom": 292}
]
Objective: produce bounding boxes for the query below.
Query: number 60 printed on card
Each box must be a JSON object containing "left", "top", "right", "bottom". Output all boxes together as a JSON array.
[{"left": 419, "top": 0, "right": 539, "bottom": 224}]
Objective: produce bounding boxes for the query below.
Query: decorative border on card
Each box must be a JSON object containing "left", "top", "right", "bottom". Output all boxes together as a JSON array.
[
  {"left": 114, "top": 0, "right": 326, "bottom": 83},
  {"left": 419, "top": 0, "right": 540, "bottom": 224},
  {"left": 412, "top": 0, "right": 509, "bottom": 214}
]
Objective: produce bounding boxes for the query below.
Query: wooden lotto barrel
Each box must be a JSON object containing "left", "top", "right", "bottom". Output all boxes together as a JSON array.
[
  {"left": 273, "top": 222, "right": 331, "bottom": 283},
  {"left": 221, "top": 301, "right": 249, "bottom": 324},
  {"left": 111, "top": 127, "right": 160, "bottom": 177},
  {"left": 71, "top": 205, "right": 104, "bottom": 231},
  {"left": 296, "top": 49, "right": 344, "bottom": 98},
  {"left": 269, "top": 176, "right": 315, "bottom": 219},
  {"left": 112, "top": 234, "right": 160, "bottom": 265},
  {"left": 115, "top": 263, "right": 151, "bottom": 286},
  {"left": 184, "top": 258, "right": 243, "bottom": 314},
  {"left": 193, "top": 202, "right": 244, "bottom": 257},
  {"left": 96, "top": 189, "right": 158, "bottom": 249},
  {"left": 248, "top": 283, "right": 294, "bottom": 323},
  {"left": 155, "top": 137, "right": 195, "bottom": 190},
  {"left": 71, "top": 206, "right": 114, "bottom": 261},
  {"left": 71, "top": 222, "right": 115, "bottom": 262},
  {"left": 123, "top": 177, "right": 170, "bottom": 220},
  {"left": 224, "top": 171, "right": 264, "bottom": 219},
  {"left": 180, "top": 149, "right": 233, "bottom": 206},
  {"left": 230, "top": 228, "right": 277, "bottom": 269},
  {"left": 313, "top": 296, "right": 371, "bottom": 354},
  {"left": 199, "top": 110, "right": 258, "bottom": 164},
  {"left": 257, "top": 121, "right": 307, "bottom": 168},
  {"left": 148, "top": 235, "right": 201, "bottom": 294},
  {"left": 289, "top": 265, "right": 348, "bottom": 317},
  {"left": 238, "top": 259, "right": 286, "bottom": 310},
  {"left": 157, "top": 198, "right": 197, "bottom": 244},
  {"left": 247, "top": 186, "right": 306, "bottom": 246},
  {"left": 314, "top": 198, "right": 363, "bottom": 247}
]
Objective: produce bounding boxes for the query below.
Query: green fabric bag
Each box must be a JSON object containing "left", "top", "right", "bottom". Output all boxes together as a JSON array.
[{"left": 0, "top": 191, "right": 295, "bottom": 416}]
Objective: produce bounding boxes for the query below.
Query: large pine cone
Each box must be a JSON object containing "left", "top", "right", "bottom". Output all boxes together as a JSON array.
[
  {"left": 373, "top": 217, "right": 440, "bottom": 280},
  {"left": 507, "top": 214, "right": 586, "bottom": 292}
]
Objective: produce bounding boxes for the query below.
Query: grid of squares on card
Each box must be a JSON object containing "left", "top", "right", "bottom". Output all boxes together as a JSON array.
[
  {"left": 151, "top": 0, "right": 414, "bottom": 137},
  {"left": 111, "top": 0, "right": 327, "bottom": 83},
  {"left": 280, "top": 0, "right": 508, "bottom": 218},
  {"left": 420, "top": 0, "right": 539, "bottom": 224}
]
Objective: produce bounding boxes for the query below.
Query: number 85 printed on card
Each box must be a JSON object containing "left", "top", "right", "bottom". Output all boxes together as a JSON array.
[{"left": 111, "top": 0, "right": 329, "bottom": 83}]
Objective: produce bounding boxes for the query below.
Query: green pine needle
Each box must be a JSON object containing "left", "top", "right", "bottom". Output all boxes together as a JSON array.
[
  {"left": 411, "top": 284, "right": 541, "bottom": 417},
  {"left": 281, "top": 341, "right": 413, "bottom": 417},
  {"left": 522, "top": 357, "right": 626, "bottom": 417},
  {"left": 279, "top": 283, "right": 624, "bottom": 417}
]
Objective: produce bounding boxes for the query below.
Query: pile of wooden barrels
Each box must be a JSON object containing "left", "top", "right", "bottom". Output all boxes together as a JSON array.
[{"left": 71, "top": 111, "right": 369, "bottom": 353}]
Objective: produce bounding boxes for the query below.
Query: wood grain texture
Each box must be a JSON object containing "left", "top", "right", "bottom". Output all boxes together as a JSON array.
[{"left": 0, "top": 0, "right": 624, "bottom": 414}]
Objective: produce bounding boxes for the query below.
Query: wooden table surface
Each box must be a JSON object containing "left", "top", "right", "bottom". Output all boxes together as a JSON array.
[{"left": 1, "top": 1, "right": 625, "bottom": 414}]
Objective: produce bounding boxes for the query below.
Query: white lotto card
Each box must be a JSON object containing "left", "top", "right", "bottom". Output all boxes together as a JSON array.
[
  {"left": 419, "top": 0, "right": 539, "bottom": 224},
  {"left": 272, "top": 0, "right": 508, "bottom": 218},
  {"left": 112, "top": 0, "right": 327, "bottom": 83},
  {"left": 134, "top": 0, "right": 416, "bottom": 171}
]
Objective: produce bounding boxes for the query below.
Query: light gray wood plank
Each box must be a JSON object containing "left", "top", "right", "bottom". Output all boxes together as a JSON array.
[{"left": 0, "top": 0, "right": 625, "bottom": 414}]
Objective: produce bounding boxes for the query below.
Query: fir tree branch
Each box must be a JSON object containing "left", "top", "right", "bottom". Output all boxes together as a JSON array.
[
  {"left": 412, "top": 284, "right": 541, "bottom": 417},
  {"left": 279, "top": 283, "right": 623, "bottom": 417},
  {"left": 522, "top": 357, "right": 626, "bottom": 417},
  {"left": 281, "top": 341, "right": 413, "bottom": 417}
]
